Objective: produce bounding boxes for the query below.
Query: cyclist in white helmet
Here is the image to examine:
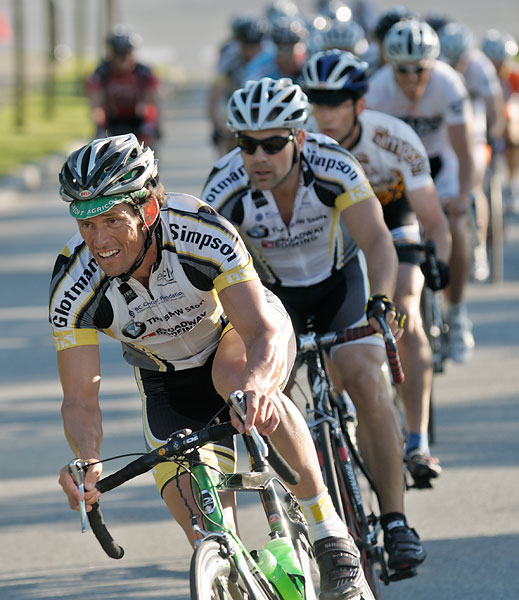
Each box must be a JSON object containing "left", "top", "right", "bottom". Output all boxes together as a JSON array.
[
  {"left": 302, "top": 48, "right": 451, "bottom": 488},
  {"left": 53, "top": 133, "right": 370, "bottom": 600},
  {"left": 365, "top": 18, "right": 476, "bottom": 363},
  {"left": 202, "top": 76, "right": 427, "bottom": 576},
  {"left": 481, "top": 29, "right": 519, "bottom": 209},
  {"left": 439, "top": 22, "right": 506, "bottom": 281}
]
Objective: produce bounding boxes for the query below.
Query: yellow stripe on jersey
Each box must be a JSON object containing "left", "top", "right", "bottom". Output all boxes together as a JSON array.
[
  {"left": 213, "top": 258, "right": 259, "bottom": 293},
  {"left": 336, "top": 181, "right": 374, "bottom": 212},
  {"left": 53, "top": 328, "right": 98, "bottom": 351}
]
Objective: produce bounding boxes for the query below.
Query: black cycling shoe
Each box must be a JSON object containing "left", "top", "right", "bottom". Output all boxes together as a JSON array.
[
  {"left": 384, "top": 521, "right": 426, "bottom": 571},
  {"left": 314, "top": 535, "right": 364, "bottom": 600},
  {"left": 406, "top": 448, "right": 442, "bottom": 482}
]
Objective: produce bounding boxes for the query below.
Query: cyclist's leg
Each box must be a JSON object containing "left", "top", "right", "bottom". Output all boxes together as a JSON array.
[
  {"left": 392, "top": 262, "right": 441, "bottom": 480},
  {"left": 324, "top": 255, "right": 425, "bottom": 571},
  {"left": 471, "top": 142, "right": 491, "bottom": 282},
  {"left": 135, "top": 363, "right": 238, "bottom": 547},
  {"left": 434, "top": 151, "right": 475, "bottom": 362},
  {"left": 212, "top": 293, "right": 366, "bottom": 598}
]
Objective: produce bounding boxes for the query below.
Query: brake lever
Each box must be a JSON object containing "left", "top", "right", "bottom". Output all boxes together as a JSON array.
[
  {"left": 228, "top": 390, "right": 269, "bottom": 458},
  {"left": 68, "top": 458, "right": 89, "bottom": 533}
]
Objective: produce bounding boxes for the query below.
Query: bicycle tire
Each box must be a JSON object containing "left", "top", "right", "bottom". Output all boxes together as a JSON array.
[
  {"left": 190, "top": 539, "right": 277, "bottom": 600},
  {"left": 316, "top": 420, "right": 346, "bottom": 524},
  {"left": 330, "top": 431, "right": 383, "bottom": 599}
]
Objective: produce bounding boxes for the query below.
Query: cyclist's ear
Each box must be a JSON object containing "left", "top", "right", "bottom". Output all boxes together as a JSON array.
[
  {"left": 356, "top": 96, "right": 367, "bottom": 116},
  {"left": 143, "top": 196, "right": 159, "bottom": 226}
]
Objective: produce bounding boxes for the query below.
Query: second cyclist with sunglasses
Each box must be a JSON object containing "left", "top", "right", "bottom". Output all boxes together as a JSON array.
[{"left": 202, "top": 76, "right": 427, "bottom": 575}]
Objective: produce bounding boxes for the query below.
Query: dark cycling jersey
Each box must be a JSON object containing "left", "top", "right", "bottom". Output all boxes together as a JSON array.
[{"left": 87, "top": 59, "right": 159, "bottom": 124}]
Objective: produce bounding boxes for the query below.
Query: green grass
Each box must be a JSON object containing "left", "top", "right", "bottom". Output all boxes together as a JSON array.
[{"left": 0, "top": 91, "right": 91, "bottom": 178}]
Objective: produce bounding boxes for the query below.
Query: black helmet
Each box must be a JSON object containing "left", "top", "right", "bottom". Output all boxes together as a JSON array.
[
  {"left": 231, "top": 15, "right": 268, "bottom": 44},
  {"left": 106, "top": 25, "right": 140, "bottom": 56},
  {"left": 373, "top": 6, "right": 415, "bottom": 44}
]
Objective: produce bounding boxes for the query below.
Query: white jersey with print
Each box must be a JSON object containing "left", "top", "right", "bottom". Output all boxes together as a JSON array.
[
  {"left": 459, "top": 49, "right": 502, "bottom": 143},
  {"left": 49, "top": 193, "right": 259, "bottom": 371},
  {"left": 201, "top": 133, "right": 374, "bottom": 287},
  {"left": 365, "top": 61, "right": 471, "bottom": 157}
]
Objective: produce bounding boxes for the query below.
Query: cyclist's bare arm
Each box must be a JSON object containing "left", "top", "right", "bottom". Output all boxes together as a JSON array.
[
  {"left": 486, "top": 87, "right": 507, "bottom": 141},
  {"left": 87, "top": 88, "right": 108, "bottom": 130},
  {"left": 217, "top": 279, "right": 288, "bottom": 435},
  {"left": 341, "top": 195, "right": 400, "bottom": 334},
  {"left": 448, "top": 122, "right": 475, "bottom": 209},
  {"left": 57, "top": 344, "right": 103, "bottom": 511},
  {"left": 342, "top": 195, "right": 398, "bottom": 298},
  {"left": 407, "top": 183, "right": 452, "bottom": 263}
]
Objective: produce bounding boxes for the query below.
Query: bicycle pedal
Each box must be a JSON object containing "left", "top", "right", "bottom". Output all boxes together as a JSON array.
[{"left": 388, "top": 568, "right": 417, "bottom": 582}]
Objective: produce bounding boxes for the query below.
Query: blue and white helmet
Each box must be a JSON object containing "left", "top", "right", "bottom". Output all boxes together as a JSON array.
[
  {"left": 481, "top": 29, "right": 518, "bottom": 64},
  {"left": 302, "top": 49, "right": 369, "bottom": 96}
]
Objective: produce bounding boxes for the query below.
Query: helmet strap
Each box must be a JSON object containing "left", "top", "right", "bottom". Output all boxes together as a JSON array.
[{"left": 114, "top": 198, "right": 160, "bottom": 282}]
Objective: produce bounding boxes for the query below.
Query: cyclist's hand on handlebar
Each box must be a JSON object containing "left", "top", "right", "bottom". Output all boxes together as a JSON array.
[
  {"left": 59, "top": 460, "right": 102, "bottom": 512},
  {"left": 366, "top": 294, "right": 406, "bottom": 341},
  {"left": 230, "top": 390, "right": 280, "bottom": 436}
]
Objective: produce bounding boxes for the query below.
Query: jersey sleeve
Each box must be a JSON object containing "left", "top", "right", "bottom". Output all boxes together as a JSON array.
[
  {"left": 443, "top": 68, "right": 472, "bottom": 125},
  {"left": 49, "top": 239, "right": 109, "bottom": 351}
]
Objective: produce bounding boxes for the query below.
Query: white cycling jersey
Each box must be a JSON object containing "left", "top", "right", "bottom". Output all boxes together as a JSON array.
[
  {"left": 201, "top": 133, "right": 374, "bottom": 287},
  {"left": 49, "top": 193, "right": 258, "bottom": 371},
  {"left": 365, "top": 60, "right": 471, "bottom": 197},
  {"left": 458, "top": 49, "right": 502, "bottom": 143}
]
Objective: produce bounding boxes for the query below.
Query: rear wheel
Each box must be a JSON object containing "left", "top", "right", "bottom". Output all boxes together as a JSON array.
[
  {"left": 330, "top": 432, "right": 383, "bottom": 599},
  {"left": 316, "top": 421, "right": 346, "bottom": 523}
]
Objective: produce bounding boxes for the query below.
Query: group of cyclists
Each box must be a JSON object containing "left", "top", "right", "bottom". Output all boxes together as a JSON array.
[{"left": 55, "top": 1, "right": 519, "bottom": 597}]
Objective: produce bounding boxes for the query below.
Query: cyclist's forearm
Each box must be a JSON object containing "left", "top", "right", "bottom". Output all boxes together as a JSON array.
[
  {"left": 61, "top": 399, "right": 103, "bottom": 459},
  {"left": 423, "top": 220, "right": 451, "bottom": 263},
  {"left": 363, "top": 238, "right": 398, "bottom": 299},
  {"left": 241, "top": 329, "right": 286, "bottom": 397}
]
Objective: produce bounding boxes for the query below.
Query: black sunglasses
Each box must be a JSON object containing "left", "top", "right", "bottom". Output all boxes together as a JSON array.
[
  {"left": 395, "top": 64, "right": 427, "bottom": 75},
  {"left": 236, "top": 133, "right": 294, "bottom": 155}
]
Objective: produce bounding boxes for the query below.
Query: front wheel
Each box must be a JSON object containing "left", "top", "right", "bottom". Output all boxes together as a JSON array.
[
  {"left": 190, "top": 540, "right": 238, "bottom": 600},
  {"left": 190, "top": 539, "right": 276, "bottom": 600}
]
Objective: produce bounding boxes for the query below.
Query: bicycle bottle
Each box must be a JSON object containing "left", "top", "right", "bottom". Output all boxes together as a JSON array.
[
  {"left": 254, "top": 546, "right": 302, "bottom": 599},
  {"left": 264, "top": 536, "right": 305, "bottom": 597}
]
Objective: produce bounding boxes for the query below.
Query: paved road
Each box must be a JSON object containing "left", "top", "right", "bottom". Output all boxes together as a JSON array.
[{"left": 1, "top": 87, "right": 518, "bottom": 599}]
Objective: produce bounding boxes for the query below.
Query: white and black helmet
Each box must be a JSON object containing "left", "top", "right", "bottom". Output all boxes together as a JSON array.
[
  {"left": 227, "top": 77, "right": 310, "bottom": 131},
  {"left": 439, "top": 23, "right": 474, "bottom": 66},
  {"left": 321, "top": 19, "right": 368, "bottom": 55},
  {"left": 59, "top": 134, "right": 157, "bottom": 203},
  {"left": 481, "top": 29, "right": 518, "bottom": 64},
  {"left": 383, "top": 18, "right": 440, "bottom": 65}
]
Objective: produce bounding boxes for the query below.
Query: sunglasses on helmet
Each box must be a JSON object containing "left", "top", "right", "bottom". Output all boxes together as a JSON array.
[
  {"left": 236, "top": 133, "right": 294, "bottom": 155},
  {"left": 395, "top": 64, "right": 427, "bottom": 75}
]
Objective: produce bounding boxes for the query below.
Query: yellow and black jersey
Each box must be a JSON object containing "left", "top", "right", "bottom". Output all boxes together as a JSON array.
[
  {"left": 49, "top": 193, "right": 258, "bottom": 371},
  {"left": 201, "top": 133, "right": 374, "bottom": 287}
]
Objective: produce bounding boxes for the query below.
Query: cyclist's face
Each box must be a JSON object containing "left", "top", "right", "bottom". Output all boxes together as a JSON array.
[
  {"left": 311, "top": 99, "right": 357, "bottom": 145},
  {"left": 393, "top": 63, "right": 432, "bottom": 100},
  {"left": 76, "top": 203, "right": 145, "bottom": 277},
  {"left": 240, "top": 128, "right": 304, "bottom": 191}
]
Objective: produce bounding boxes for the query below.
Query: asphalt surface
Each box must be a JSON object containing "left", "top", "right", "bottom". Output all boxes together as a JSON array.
[{"left": 1, "top": 85, "right": 518, "bottom": 599}]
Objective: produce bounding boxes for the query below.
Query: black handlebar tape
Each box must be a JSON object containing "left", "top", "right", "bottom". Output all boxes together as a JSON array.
[
  {"left": 96, "top": 453, "right": 159, "bottom": 494},
  {"left": 87, "top": 502, "right": 124, "bottom": 559},
  {"left": 424, "top": 240, "right": 441, "bottom": 290},
  {"left": 263, "top": 437, "right": 300, "bottom": 485}
]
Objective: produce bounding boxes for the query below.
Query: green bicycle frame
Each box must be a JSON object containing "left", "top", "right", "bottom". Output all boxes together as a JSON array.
[{"left": 190, "top": 458, "right": 305, "bottom": 600}]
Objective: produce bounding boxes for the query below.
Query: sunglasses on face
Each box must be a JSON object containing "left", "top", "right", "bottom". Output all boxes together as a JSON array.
[
  {"left": 395, "top": 64, "right": 427, "bottom": 75},
  {"left": 236, "top": 133, "right": 294, "bottom": 155}
]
